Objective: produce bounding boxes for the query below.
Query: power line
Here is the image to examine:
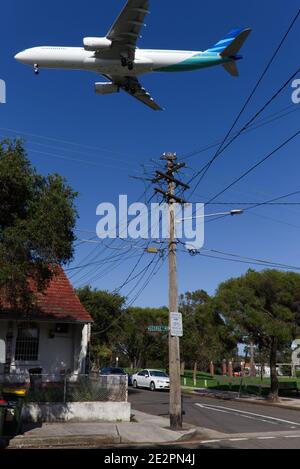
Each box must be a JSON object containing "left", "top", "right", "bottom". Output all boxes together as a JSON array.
[
  {"left": 205, "top": 248, "right": 300, "bottom": 271},
  {"left": 185, "top": 6, "right": 300, "bottom": 192},
  {"left": 113, "top": 250, "right": 147, "bottom": 293},
  {"left": 207, "top": 202, "right": 300, "bottom": 206},
  {"left": 76, "top": 238, "right": 148, "bottom": 251},
  {"left": 71, "top": 176, "right": 168, "bottom": 286},
  {"left": 199, "top": 188, "right": 300, "bottom": 226},
  {"left": 25, "top": 141, "right": 137, "bottom": 168},
  {"left": 125, "top": 254, "right": 163, "bottom": 305},
  {"left": 180, "top": 104, "right": 300, "bottom": 162},
  {"left": 205, "top": 129, "right": 300, "bottom": 205},
  {"left": 179, "top": 248, "right": 300, "bottom": 272},
  {"left": 91, "top": 254, "right": 166, "bottom": 336},
  {"left": 189, "top": 65, "right": 300, "bottom": 194},
  {"left": 65, "top": 249, "right": 141, "bottom": 273},
  {"left": 187, "top": 7, "right": 300, "bottom": 187},
  {"left": 0, "top": 127, "right": 135, "bottom": 161},
  {"left": 241, "top": 189, "right": 300, "bottom": 212},
  {"left": 73, "top": 252, "right": 142, "bottom": 287},
  {"left": 247, "top": 211, "right": 300, "bottom": 231},
  {"left": 127, "top": 256, "right": 166, "bottom": 306},
  {"left": 70, "top": 184, "right": 152, "bottom": 280},
  {"left": 24, "top": 147, "right": 138, "bottom": 174}
]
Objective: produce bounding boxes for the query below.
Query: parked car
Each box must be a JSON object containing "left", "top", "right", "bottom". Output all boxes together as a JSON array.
[
  {"left": 131, "top": 369, "right": 170, "bottom": 391},
  {"left": 99, "top": 367, "right": 132, "bottom": 386}
]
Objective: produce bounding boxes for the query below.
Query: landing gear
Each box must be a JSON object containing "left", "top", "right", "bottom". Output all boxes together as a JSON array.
[
  {"left": 120, "top": 56, "right": 134, "bottom": 70},
  {"left": 124, "top": 84, "right": 136, "bottom": 95},
  {"left": 34, "top": 64, "right": 39, "bottom": 75},
  {"left": 121, "top": 57, "right": 128, "bottom": 67}
]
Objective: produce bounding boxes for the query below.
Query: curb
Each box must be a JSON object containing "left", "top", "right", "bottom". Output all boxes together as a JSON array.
[
  {"left": 234, "top": 398, "right": 300, "bottom": 412},
  {"left": 6, "top": 434, "right": 121, "bottom": 449},
  {"left": 184, "top": 388, "right": 300, "bottom": 412},
  {"left": 173, "top": 428, "right": 200, "bottom": 443},
  {"left": 5, "top": 428, "right": 201, "bottom": 449}
]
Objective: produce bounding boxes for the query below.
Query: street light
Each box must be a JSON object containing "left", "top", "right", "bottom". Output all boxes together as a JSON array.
[{"left": 176, "top": 209, "right": 244, "bottom": 223}]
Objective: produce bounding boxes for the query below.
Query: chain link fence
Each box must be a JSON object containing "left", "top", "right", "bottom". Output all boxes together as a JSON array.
[{"left": 0, "top": 373, "right": 128, "bottom": 403}]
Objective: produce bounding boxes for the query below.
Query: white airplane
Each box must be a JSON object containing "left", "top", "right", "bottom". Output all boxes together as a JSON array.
[{"left": 15, "top": 0, "right": 251, "bottom": 111}]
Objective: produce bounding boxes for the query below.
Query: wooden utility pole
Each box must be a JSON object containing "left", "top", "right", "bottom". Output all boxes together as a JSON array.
[
  {"left": 154, "top": 152, "right": 189, "bottom": 430},
  {"left": 168, "top": 159, "right": 182, "bottom": 430}
]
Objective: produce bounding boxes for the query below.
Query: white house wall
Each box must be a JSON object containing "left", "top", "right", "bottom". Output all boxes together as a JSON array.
[
  {"left": 72, "top": 324, "right": 89, "bottom": 377},
  {"left": 38, "top": 323, "right": 73, "bottom": 378},
  {"left": 0, "top": 321, "right": 89, "bottom": 382},
  {"left": 0, "top": 321, "right": 7, "bottom": 377}
]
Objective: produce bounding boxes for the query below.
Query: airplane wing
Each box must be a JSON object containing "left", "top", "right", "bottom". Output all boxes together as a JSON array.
[
  {"left": 106, "top": 0, "right": 150, "bottom": 60},
  {"left": 105, "top": 75, "right": 163, "bottom": 111}
]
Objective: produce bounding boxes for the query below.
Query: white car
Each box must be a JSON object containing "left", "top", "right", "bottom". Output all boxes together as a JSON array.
[{"left": 132, "top": 369, "right": 170, "bottom": 391}]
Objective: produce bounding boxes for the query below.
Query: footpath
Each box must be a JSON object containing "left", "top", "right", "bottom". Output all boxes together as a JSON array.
[
  {"left": 4, "top": 389, "right": 300, "bottom": 449},
  {"left": 4, "top": 410, "right": 203, "bottom": 449}
]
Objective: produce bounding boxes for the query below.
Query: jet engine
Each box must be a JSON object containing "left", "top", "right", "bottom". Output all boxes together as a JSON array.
[
  {"left": 83, "top": 37, "right": 112, "bottom": 51},
  {"left": 95, "top": 82, "right": 119, "bottom": 95}
]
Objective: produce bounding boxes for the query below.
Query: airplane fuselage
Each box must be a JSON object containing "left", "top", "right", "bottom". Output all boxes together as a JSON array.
[
  {"left": 14, "top": 0, "right": 251, "bottom": 110},
  {"left": 15, "top": 46, "right": 228, "bottom": 77}
]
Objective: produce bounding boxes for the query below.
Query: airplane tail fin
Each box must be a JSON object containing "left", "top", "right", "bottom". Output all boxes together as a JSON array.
[
  {"left": 205, "top": 28, "right": 251, "bottom": 77},
  {"left": 205, "top": 28, "right": 252, "bottom": 57},
  {"left": 222, "top": 61, "right": 239, "bottom": 77}
]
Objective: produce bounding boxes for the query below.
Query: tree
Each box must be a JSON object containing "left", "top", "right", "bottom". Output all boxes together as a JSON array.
[
  {"left": 76, "top": 287, "right": 126, "bottom": 368},
  {"left": 0, "top": 139, "right": 77, "bottom": 307},
  {"left": 115, "top": 307, "right": 169, "bottom": 369},
  {"left": 180, "top": 291, "right": 237, "bottom": 379},
  {"left": 215, "top": 269, "right": 300, "bottom": 401}
]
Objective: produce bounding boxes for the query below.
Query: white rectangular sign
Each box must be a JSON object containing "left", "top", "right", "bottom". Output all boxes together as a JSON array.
[
  {"left": 0, "top": 339, "right": 6, "bottom": 364},
  {"left": 170, "top": 312, "right": 183, "bottom": 337}
]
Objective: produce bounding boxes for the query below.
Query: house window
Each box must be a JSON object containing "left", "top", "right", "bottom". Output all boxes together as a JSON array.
[{"left": 15, "top": 323, "right": 39, "bottom": 361}]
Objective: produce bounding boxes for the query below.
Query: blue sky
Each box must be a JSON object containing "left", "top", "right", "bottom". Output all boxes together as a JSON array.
[{"left": 1, "top": 0, "right": 300, "bottom": 307}]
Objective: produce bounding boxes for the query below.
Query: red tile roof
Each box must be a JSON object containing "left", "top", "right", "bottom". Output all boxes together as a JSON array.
[{"left": 0, "top": 267, "right": 92, "bottom": 323}]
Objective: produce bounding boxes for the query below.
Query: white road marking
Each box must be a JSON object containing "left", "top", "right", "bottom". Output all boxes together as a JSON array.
[
  {"left": 194, "top": 404, "right": 276, "bottom": 425},
  {"left": 200, "top": 440, "right": 221, "bottom": 444},
  {"left": 228, "top": 438, "right": 249, "bottom": 442},
  {"left": 195, "top": 403, "right": 278, "bottom": 426},
  {"left": 195, "top": 403, "right": 300, "bottom": 427},
  {"left": 199, "top": 435, "right": 300, "bottom": 446}
]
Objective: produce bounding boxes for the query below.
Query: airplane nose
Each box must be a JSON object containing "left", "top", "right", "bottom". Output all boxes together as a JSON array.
[
  {"left": 14, "top": 50, "right": 29, "bottom": 63},
  {"left": 15, "top": 51, "right": 24, "bottom": 61}
]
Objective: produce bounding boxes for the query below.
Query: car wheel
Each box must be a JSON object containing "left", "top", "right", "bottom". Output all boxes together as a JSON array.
[
  {"left": 133, "top": 380, "right": 138, "bottom": 389},
  {"left": 150, "top": 381, "right": 156, "bottom": 392}
]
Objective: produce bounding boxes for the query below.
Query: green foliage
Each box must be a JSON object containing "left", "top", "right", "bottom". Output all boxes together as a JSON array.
[
  {"left": 77, "top": 287, "right": 169, "bottom": 369},
  {"left": 216, "top": 269, "right": 300, "bottom": 347},
  {"left": 0, "top": 139, "right": 77, "bottom": 307},
  {"left": 180, "top": 291, "right": 237, "bottom": 371},
  {"left": 79, "top": 268, "right": 300, "bottom": 394},
  {"left": 215, "top": 269, "right": 300, "bottom": 399},
  {"left": 115, "top": 306, "right": 169, "bottom": 369},
  {"left": 77, "top": 286, "right": 126, "bottom": 367}
]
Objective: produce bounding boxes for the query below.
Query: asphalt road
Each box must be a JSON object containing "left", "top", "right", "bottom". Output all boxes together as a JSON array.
[{"left": 128, "top": 388, "right": 300, "bottom": 449}]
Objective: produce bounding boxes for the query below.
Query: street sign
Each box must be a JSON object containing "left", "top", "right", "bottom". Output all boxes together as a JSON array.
[
  {"left": 147, "top": 325, "right": 169, "bottom": 333},
  {"left": 170, "top": 312, "right": 183, "bottom": 337},
  {"left": 0, "top": 339, "right": 5, "bottom": 364}
]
